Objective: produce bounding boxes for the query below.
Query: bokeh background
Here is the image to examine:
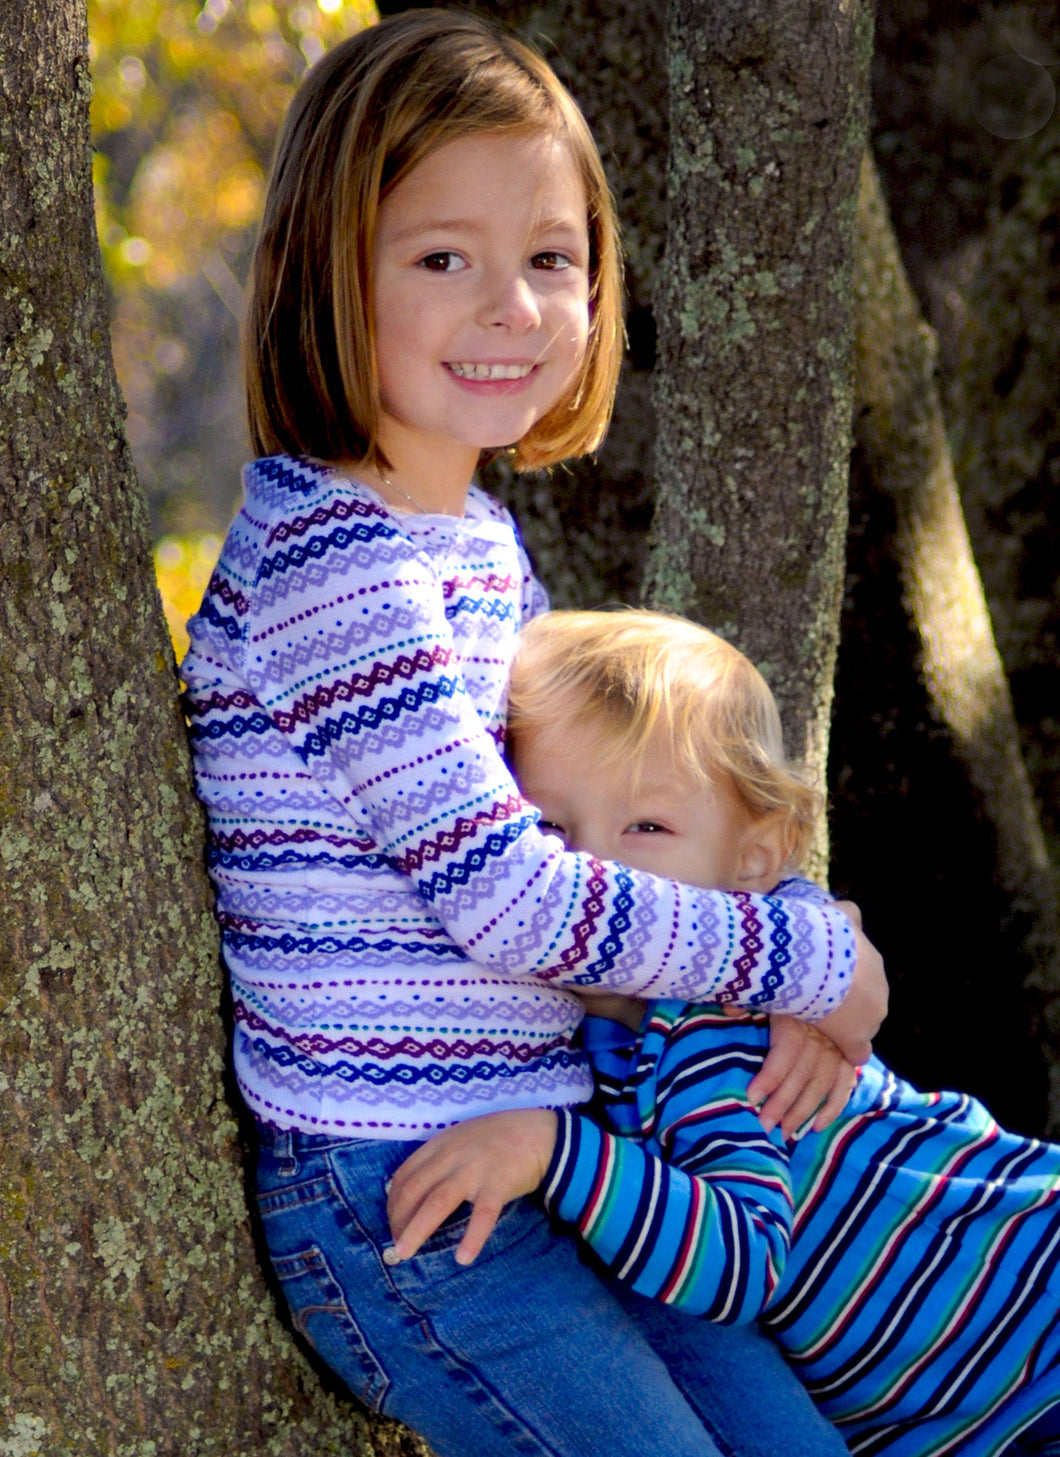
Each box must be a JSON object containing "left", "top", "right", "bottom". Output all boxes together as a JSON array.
[{"left": 89, "top": 0, "right": 377, "bottom": 655}]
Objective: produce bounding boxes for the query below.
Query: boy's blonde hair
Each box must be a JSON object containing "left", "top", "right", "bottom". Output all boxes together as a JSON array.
[
  {"left": 508, "top": 610, "right": 821, "bottom": 871},
  {"left": 245, "top": 10, "right": 623, "bottom": 473}
]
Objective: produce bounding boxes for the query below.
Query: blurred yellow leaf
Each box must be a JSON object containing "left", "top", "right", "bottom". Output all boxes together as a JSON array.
[
  {"left": 154, "top": 533, "right": 224, "bottom": 661},
  {"left": 89, "top": 0, "right": 377, "bottom": 535}
]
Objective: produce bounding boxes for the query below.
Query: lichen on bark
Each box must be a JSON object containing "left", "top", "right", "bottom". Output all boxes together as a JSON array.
[
  {"left": 0, "top": 3, "right": 423, "bottom": 1452},
  {"left": 643, "top": 0, "right": 875, "bottom": 872}
]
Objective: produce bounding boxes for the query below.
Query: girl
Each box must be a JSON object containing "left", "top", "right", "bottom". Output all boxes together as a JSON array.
[
  {"left": 182, "top": 13, "right": 883, "bottom": 1455},
  {"left": 390, "top": 609, "right": 1060, "bottom": 1456}
]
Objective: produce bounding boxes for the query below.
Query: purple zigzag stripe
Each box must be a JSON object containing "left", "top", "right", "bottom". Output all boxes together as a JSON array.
[
  {"left": 188, "top": 688, "right": 260, "bottom": 714},
  {"left": 266, "top": 494, "right": 383, "bottom": 547},
  {"left": 442, "top": 571, "right": 519, "bottom": 600},
  {"left": 543, "top": 858, "right": 609, "bottom": 980},
  {"left": 208, "top": 573, "right": 251, "bottom": 616},
  {"left": 274, "top": 644, "right": 453, "bottom": 733},
  {"left": 235, "top": 1000, "right": 571, "bottom": 1064},
  {"left": 397, "top": 795, "right": 525, "bottom": 875},
  {"left": 210, "top": 825, "right": 377, "bottom": 853},
  {"left": 716, "top": 892, "right": 760, "bottom": 1005}
]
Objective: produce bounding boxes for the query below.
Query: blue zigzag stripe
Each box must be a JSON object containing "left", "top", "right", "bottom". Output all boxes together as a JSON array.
[
  {"left": 189, "top": 710, "right": 276, "bottom": 742},
  {"left": 444, "top": 595, "right": 518, "bottom": 622},
  {"left": 250, "top": 1039, "right": 583, "bottom": 1086},
  {"left": 197, "top": 595, "right": 243, "bottom": 641},
  {"left": 417, "top": 817, "right": 531, "bottom": 901},
  {"left": 225, "top": 929, "right": 456, "bottom": 958},
  {"left": 748, "top": 901, "right": 793, "bottom": 1006},
  {"left": 254, "top": 455, "right": 323, "bottom": 496},
  {"left": 258, "top": 521, "right": 395, "bottom": 580},
  {"left": 579, "top": 869, "right": 636, "bottom": 983},
  {"left": 298, "top": 677, "right": 462, "bottom": 759},
  {"left": 209, "top": 848, "right": 396, "bottom": 873}
]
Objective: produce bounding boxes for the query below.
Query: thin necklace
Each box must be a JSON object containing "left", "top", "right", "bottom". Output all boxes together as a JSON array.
[
  {"left": 378, "top": 471, "right": 463, "bottom": 517},
  {"left": 378, "top": 471, "right": 432, "bottom": 515}
]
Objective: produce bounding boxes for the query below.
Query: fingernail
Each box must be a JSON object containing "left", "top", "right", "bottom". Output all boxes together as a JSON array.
[
  {"left": 382, "top": 1246, "right": 402, "bottom": 1266},
  {"left": 384, "top": 1177, "right": 393, "bottom": 1194}
]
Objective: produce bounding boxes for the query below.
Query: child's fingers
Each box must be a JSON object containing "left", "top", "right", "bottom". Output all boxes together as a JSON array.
[
  {"left": 815, "top": 924, "right": 887, "bottom": 1066},
  {"left": 454, "top": 1198, "right": 505, "bottom": 1266},
  {"left": 753, "top": 1015, "right": 855, "bottom": 1137},
  {"left": 384, "top": 1109, "right": 559, "bottom": 1266},
  {"left": 812, "top": 1062, "right": 859, "bottom": 1132},
  {"left": 386, "top": 1140, "right": 469, "bottom": 1246},
  {"left": 386, "top": 1177, "right": 466, "bottom": 1263},
  {"left": 761, "top": 1061, "right": 829, "bottom": 1137},
  {"left": 748, "top": 1014, "right": 802, "bottom": 1104}
]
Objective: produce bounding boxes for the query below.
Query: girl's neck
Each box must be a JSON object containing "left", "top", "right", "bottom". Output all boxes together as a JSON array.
[
  {"left": 345, "top": 429, "right": 480, "bottom": 517},
  {"left": 353, "top": 464, "right": 468, "bottom": 518}
]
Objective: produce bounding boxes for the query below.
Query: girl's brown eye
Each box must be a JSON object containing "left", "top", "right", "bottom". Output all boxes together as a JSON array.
[
  {"left": 420, "top": 251, "right": 463, "bottom": 272},
  {"left": 531, "top": 251, "right": 571, "bottom": 271}
]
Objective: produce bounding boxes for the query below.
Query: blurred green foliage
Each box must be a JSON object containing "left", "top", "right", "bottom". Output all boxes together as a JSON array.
[{"left": 89, "top": 0, "right": 376, "bottom": 533}]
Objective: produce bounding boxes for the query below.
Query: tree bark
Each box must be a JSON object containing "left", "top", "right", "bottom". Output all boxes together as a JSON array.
[
  {"left": 466, "top": 0, "right": 667, "bottom": 607},
  {"left": 851, "top": 152, "right": 1060, "bottom": 1124},
  {"left": 944, "top": 124, "right": 1060, "bottom": 867},
  {"left": 0, "top": 4, "right": 422, "bottom": 1451},
  {"left": 642, "top": 0, "right": 874, "bottom": 870}
]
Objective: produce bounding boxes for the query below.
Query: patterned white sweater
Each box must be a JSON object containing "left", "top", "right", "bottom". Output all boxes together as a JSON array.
[{"left": 182, "top": 455, "right": 855, "bottom": 1136}]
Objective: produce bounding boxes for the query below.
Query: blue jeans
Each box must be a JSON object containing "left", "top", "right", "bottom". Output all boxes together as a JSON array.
[{"left": 254, "top": 1125, "right": 848, "bottom": 1457}]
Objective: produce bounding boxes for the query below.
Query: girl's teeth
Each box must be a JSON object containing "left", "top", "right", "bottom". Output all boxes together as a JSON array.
[{"left": 449, "top": 362, "right": 532, "bottom": 380}]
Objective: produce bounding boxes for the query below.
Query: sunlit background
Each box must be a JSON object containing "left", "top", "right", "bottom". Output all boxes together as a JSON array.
[{"left": 89, "top": 0, "right": 378, "bottom": 656}]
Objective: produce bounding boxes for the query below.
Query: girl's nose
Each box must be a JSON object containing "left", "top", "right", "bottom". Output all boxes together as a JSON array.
[{"left": 482, "top": 273, "right": 541, "bottom": 331}]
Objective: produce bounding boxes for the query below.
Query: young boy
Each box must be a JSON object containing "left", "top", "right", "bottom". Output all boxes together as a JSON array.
[{"left": 388, "top": 609, "right": 1060, "bottom": 1457}]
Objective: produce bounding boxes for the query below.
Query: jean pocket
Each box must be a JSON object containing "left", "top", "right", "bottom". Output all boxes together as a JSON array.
[
  {"left": 271, "top": 1243, "right": 392, "bottom": 1411},
  {"left": 388, "top": 1193, "right": 547, "bottom": 1293}
]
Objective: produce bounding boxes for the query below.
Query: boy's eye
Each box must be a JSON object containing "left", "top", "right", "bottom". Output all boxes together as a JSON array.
[
  {"left": 537, "top": 818, "right": 566, "bottom": 838},
  {"left": 530, "top": 251, "right": 572, "bottom": 271},
  {"left": 419, "top": 251, "right": 466, "bottom": 272},
  {"left": 625, "top": 821, "right": 669, "bottom": 835}
]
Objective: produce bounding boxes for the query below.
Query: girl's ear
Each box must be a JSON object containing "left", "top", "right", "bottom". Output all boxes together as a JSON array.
[{"left": 733, "top": 813, "right": 790, "bottom": 893}]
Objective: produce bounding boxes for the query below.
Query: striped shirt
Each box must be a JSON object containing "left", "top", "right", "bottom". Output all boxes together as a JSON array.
[
  {"left": 543, "top": 1001, "right": 1060, "bottom": 1456},
  {"left": 182, "top": 454, "right": 856, "bottom": 1137}
]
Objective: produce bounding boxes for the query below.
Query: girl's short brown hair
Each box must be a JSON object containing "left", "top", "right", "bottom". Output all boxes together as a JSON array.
[
  {"left": 245, "top": 10, "right": 623, "bottom": 473},
  {"left": 508, "top": 610, "right": 823, "bottom": 872}
]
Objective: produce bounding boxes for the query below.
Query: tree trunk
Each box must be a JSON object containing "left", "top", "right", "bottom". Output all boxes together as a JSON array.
[
  {"left": 848, "top": 152, "right": 1060, "bottom": 1127},
  {"left": 642, "top": 0, "right": 874, "bottom": 870},
  {"left": 0, "top": 4, "right": 422, "bottom": 1451},
  {"left": 463, "top": 0, "right": 668, "bottom": 607},
  {"left": 944, "top": 124, "right": 1060, "bottom": 870}
]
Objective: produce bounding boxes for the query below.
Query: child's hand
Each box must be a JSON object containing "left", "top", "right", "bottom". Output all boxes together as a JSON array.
[
  {"left": 813, "top": 903, "right": 888, "bottom": 1066},
  {"left": 749, "top": 1015, "right": 858, "bottom": 1138},
  {"left": 385, "top": 1108, "right": 559, "bottom": 1267}
]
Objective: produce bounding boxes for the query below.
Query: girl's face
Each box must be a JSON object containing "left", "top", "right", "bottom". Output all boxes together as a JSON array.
[{"left": 371, "top": 130, "right": 591, "bottom": 487}]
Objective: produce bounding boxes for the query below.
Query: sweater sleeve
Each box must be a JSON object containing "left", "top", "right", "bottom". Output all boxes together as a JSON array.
[
  {"left": 541, "top": 1014, "right": 794, "bottom": 1322},
  {"left": 188, "top": 475, "right": 855, "bottom": 1013}
]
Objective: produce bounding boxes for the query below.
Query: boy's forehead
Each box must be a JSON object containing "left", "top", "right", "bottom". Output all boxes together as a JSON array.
[{"left": 514, "top": 714, "right": 711, "bottom": 799}]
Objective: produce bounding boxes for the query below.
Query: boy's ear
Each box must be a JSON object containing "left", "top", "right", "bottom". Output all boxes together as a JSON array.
[{"left": 734, "top": 813, "right": 789, "bottom": 892}]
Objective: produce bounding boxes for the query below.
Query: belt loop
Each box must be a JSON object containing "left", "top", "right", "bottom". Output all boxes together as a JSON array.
[{"left": 275, "top": 1126, "right": 297, "bottom": 1178}]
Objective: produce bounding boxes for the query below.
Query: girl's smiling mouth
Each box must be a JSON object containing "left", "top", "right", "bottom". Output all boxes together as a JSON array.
[{"left": 446, "top": 361, "right": 537, "bottom": 381}]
